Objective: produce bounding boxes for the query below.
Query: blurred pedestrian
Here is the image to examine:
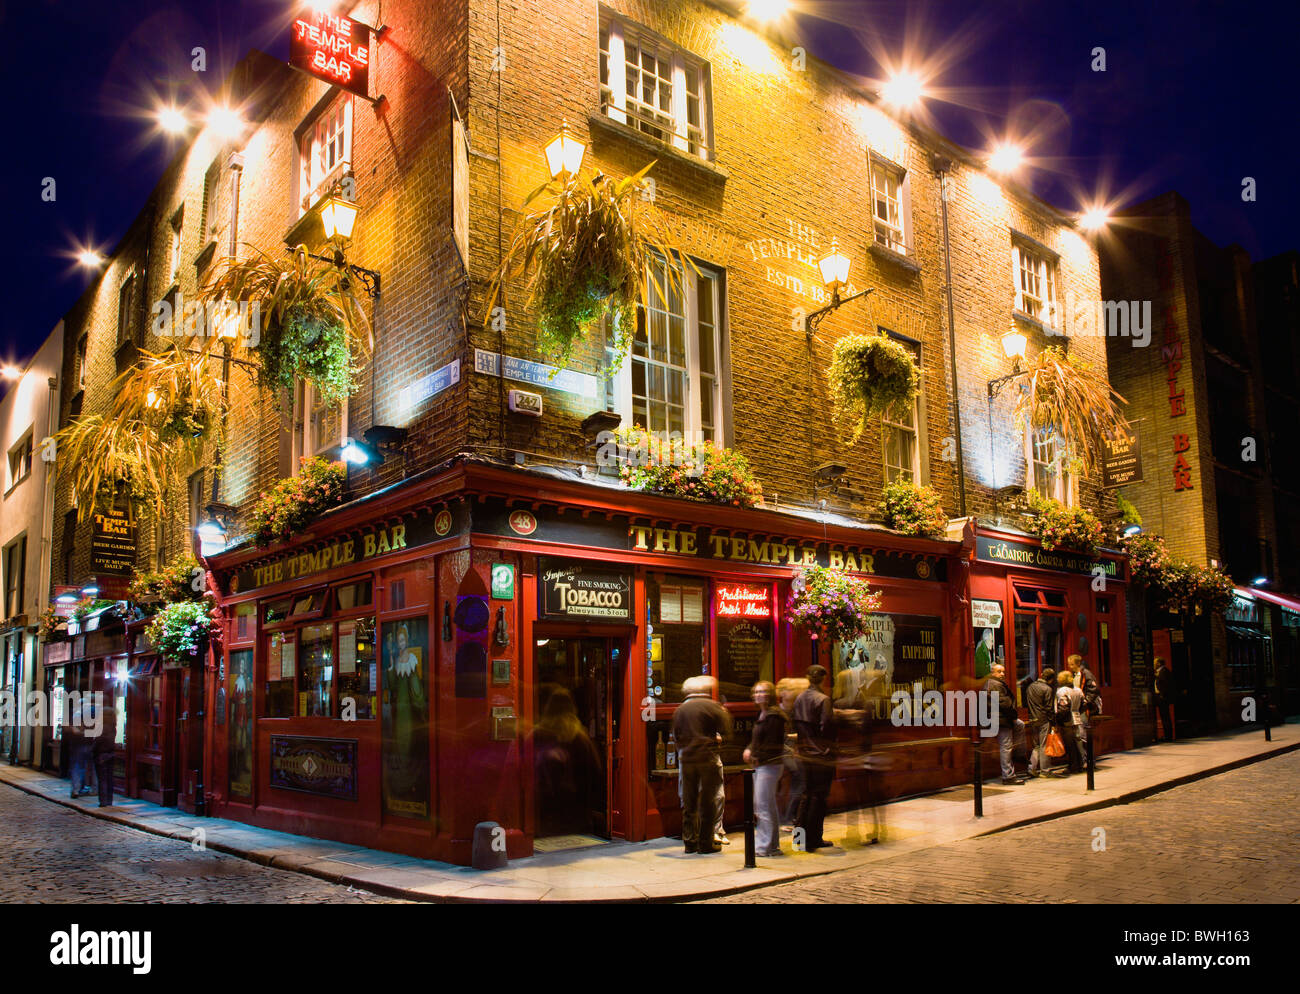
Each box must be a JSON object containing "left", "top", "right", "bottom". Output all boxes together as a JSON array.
[
  {"left": 1026, "top": 667, "right": 1056, "bottom": 777},
  {"left": 777, "top": 677, "right": 807, "bottom": 830},
  {"left": 743, "top": 681, "right": 786, "bottom": 857},
  {"left": 986, "top": 663, "right": 1025, "bottom": 784},
  {"left": 1153, "top": 657, "right": 1175, "bottom": 742},
  {"left": 672, "top": 676, "right": 731, "bottom": 854},
  {"left": 792, "top": 665, "right": 835, "bottom": 850},
  {"left": 65, "top": 697, "right": 94, "bottom": 799},
  {"left": 1056, "top": 670, "right": 1085, "bottom": 774},
  {"left": 91, "top": 698, "right": 118, "bottom": 807}
]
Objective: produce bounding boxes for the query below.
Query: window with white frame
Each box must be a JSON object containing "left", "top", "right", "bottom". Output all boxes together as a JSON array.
[
  {"left": 116, "top": 271, "right": 138, "bottom": 347},
  {"left": 870, "top": 157, "right": 908, "bottom": 254},
  {"left": 1026, "top": 425, "right": 1074, "bottom": 504},
  {"left": 605, "top": 257, "right": 725, "bottom": 442},
  {"left": 200, "top": 157, "right": 221, "bottom": 244},
  {"left": 6, "top": 431, "right": 33, "bottom": 492},
  {"left": 599, "top": 13, "right": 711, "bottom": 160},
  {"left": 3, "top": 536, "right": 25, "bottom": 619},
  {"left": 299, "top": 96, "right": 353, "bottom": 214},
  {"left": 75, "top": 336, "right": 88, "bottom": 392},
  {"left": 292, "top": 379, "right": 348, "bottom": 468},
  {"left": 1013, "top": 238, "right": 1058, "bottom": 325},
  {"left": 881, "top": 333, "right": 923, "bottom": 483}
]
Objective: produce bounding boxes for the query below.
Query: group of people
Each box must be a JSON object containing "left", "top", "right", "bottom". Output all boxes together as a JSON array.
[
  {"left": 672, "top": 664, "right": 857, "bottom": 856},
  {"left": 987, "top": 654, "right": 1100, "bottom": 783}
]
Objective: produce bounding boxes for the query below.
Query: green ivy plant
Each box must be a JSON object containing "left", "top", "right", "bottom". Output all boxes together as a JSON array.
[
  {"left": 130, "top": 551, "right": 204, "bottom": 610},
  {"left": 880, "top": 479, "right": 948, "bottom": 538},
  {"left": 828, "top": 333, "right": 920, "bottom": 442},
  {"left": 1116, "top": 493, "right": 1142, "bottom": 526}
]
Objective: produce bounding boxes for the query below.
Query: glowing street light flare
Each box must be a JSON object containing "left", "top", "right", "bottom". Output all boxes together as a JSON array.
[
  {"left": 880, "top": 70, "right": 925, "bottom": 109},
  {"left": 1079, "top": 207, "right": 1110, "bottom": 231},
  {"left": 208, "top": 105, "right": 245, "bottom": 140},
  {"left": 1, "top": 364, "right": 21, "bottom": 381},
  {"left": 157, "top": 105, "right": 188, "bottom": 134},
  {"left": 746, "top": 0, "right": 790, "bottom": 22},
  {"left": 77, "top": 249, "right": 105, "bottom": 268},
  {"left": 988, "top": 142, "right": 1024, "bottom": 174}
]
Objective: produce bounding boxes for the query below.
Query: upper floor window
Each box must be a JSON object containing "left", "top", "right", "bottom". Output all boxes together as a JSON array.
[
  {"left": 1027, "top": 426, "right": 1075, "bottom": 505},
  {"left": 200, "top": 157, "right": 221, "bottom": 245},
  {"left": 292, "top": 380, "right": 347, "bottom": 469},
  {"left": 3, "top": 536, "right": 24, "bottom": 619},
  {"left": 1013, "top": 238, "right": 1058, "bottom": 325},
  {"left": 599, "top": 13, "right": 712, "bottom": 161},
  {"left": 168, "top": 206, "right": 184, "bottom": 285},
  {"left": 605, "top": 257, "right": 725, "bottom": 442},
  {"left": 880, "top": 332, "right": 923, "bottom": 483},
  {"left": 300, "top": 96, "right": 353, "bottom": 214},
  {"left": 870, "top": 156, "right": 908, "bottom": 255},
  {"left": 6, "top": 431, "right": 33, "bottom": 492},
  {"left": 116, "top": 271, "right": 139, "bottom": 347},
  {"left": 75, "top": 336, "right": 88, "bottom": 393}
]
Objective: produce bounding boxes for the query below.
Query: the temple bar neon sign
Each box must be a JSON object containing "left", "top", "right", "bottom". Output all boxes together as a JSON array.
[{"left": 290, "top": 9, "right": 370, "bottom": 99}]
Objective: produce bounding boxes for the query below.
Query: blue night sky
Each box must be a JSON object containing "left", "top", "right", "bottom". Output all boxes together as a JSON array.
[{"left": 2, "top": 0, "right": 1296, "bottom": 368}]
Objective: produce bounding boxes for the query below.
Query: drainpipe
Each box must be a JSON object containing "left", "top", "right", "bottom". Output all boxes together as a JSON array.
[{"left": 933, "top": 154, "right": 968, "bottom": 518}]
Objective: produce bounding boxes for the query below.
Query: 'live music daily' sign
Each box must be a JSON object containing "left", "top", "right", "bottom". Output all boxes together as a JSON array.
[{"left": 290, "top": 9, "right": 370, "bottom": 99}]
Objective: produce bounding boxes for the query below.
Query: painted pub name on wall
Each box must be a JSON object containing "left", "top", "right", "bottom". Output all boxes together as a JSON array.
[
  {"left": 1159, "top": 247, "right": 1193, "bottom": 493},
  {"left": 743, "top": 218, "right": 861, "bottom": 306}
]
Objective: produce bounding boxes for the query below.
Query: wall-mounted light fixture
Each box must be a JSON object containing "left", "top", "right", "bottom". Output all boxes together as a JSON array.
[
  {"left": 805, "top": 238, "right": 873, "bottom": 340},
  {"left": 494, "top": 606, "right": 509, "bottom": 646},
  {"left": 544, "top": 119, "right": 586, "bottom": 182}
]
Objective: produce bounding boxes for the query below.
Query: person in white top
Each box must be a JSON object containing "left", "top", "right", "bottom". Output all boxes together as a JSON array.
[{"left": 1055, "top": 671, "right": 1085, "bottom": 773}]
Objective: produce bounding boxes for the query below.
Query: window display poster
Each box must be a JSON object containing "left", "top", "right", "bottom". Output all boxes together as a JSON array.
[
  {"left": 835, "top": 614, "right": 944, "bottom": 703},
  {"left": 268, "top": 635, "right": 282, "bottom": 682},
  {"left": 381, "top": 616, "right": 430, "bottom": 819},
  {"left": 975, "top": 625, "right": 1005, "bottom": 680},
  {"left": 281, "top": 638, "right": 296, "bottom": 679},
  {"left": 339, "top": 621, "right": 357, "bottom": 674},
  {"left": 229, "top": 649, "right": 254, "bottom": 800}
]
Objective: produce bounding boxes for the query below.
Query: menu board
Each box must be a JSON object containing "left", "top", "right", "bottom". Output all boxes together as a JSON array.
[
  {"left": 339, "top": 621, "right": 357, "bottom": 674},
  {"left": 660, "top": 584, "right": 704, "bottom": 624},
  {"left": 281, "top": 638, "right": 297, "bottom": 678},
  {"left": 718, "top": 617, "right": 773, "bottom": 695}
]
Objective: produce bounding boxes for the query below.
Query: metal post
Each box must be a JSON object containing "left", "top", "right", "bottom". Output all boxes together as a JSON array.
[
  {"left": 743, "top": 767, "right": 756, "bottom": 868},
  {"left": 1261, "top": 689, "right": 1272, "bottom": 742},
  {"left": 1085, "top": 727, "right": 1095, "bottom": 791},
  {"left": 972, "top": 735, "right": 983, "bottom": 817}
]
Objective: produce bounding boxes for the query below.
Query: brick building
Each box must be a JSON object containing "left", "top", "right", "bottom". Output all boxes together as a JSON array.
[
  {"left": 1100, "top": 192, "right": 1299, "bottom": 742},
  {"left": 44, "top": 0, "right": 1130, "bottom": 862}
]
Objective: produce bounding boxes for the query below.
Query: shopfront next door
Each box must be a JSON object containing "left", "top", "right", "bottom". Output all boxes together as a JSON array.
[{"left": 532, "top": 637, "right": 626, "bottom": 841}]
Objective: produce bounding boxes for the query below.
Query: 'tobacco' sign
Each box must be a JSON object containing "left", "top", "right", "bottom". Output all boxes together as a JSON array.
[{"left": 290, "top": 8, "right": 370, "bottom": 99}]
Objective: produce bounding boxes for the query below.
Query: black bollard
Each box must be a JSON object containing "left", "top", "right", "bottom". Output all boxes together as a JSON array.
[
  {"left": 972, "top": 737, "right": 983, "bottom": 818},
  {"left": 1261, "top": 690, "right": 1272, "bottom": 742},
  {"left": 1085, "top": 728, "right": 1095, "bottom": 791},
  {"left": 743, "top": 767, "right": 756, "bottom": 868}
]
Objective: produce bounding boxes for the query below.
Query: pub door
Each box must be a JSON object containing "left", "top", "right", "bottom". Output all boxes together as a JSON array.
[
  {"left": 532, "top": 637, "right": 627, "bottom": 841},
  {"left": 175, "top": 659, "right": 207, "bottom": 814}
]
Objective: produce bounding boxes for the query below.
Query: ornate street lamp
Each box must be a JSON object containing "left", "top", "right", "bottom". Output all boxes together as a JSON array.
[
  {"left": 805, "top": 236, "right": 873, "bottom": 339},
  {"left": 544, "top": 119, "right": 586, "bottom": 182}
]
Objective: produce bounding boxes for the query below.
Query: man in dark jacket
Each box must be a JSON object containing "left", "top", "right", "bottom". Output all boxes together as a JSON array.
[
  {"left": 671, "top": 676, "right": 731, "bottom": 854},
  {"left": 986, "top": 663, "right": 1025, "bottom": 784},
  {"left": 792, "top": 664, "right": 835, "bottom": 850},
  {"left": 1153, "top": 657, "right": 1174, "bottom": 742},
  {"left": 91, "top": 699, "right": 118, "bottom": 808},
  {"left": 1067, "top": 654, "right": 1100, "bottom": 755},
  {"left": 1026, "top": 668, "right": 1058, "bottom": 777}
]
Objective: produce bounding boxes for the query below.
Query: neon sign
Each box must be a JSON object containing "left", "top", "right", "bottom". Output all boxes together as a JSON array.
[
  {"left": 716, "top": 585, "right": 771, "bottom": 619},
  {"left": 290, "top": 9, "right": 371, "bottom": 99}
]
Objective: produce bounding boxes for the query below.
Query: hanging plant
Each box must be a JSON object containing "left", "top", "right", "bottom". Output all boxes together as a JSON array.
[
  {"left": 145, "top": 599, "right": 220, "bottom": 662},
  {"left": 1024, "top": 491, "right": 1103, "bottom": 553},
  {"left": 249, "top": 456, "right": 347, "bottom": 547},
  {"left": 879, "top": 479, "right": 948, "bottom": 538},
  {"left": 1115, "top": 492, "right": 1142, "bottom": 526},
  {"left": 787, "top": 565, "right": 883, "bottom": 644},
  {"left": 201, "top": 246, "right": 371, "bottom": 407},
  {"left": 1121, "top": 532, "right": 1172, "bottom": 587},
  {"left": 130, "top": 552, "right": 204, "bottom": 610},
  {"left": 38, "top": 606, "right": 63, "bottom": 641},
  {"left": 828, "top": 332, "right": 920, "bottom": 442},
  {"left": 1010, "top": 346, "right": 1129, "bottom": 478},
  {"left": 485, "top": 161, "right": 693, "bottom": 373},
  {"left": 613, "top": 426, "right": 763, "bottom": 508}
]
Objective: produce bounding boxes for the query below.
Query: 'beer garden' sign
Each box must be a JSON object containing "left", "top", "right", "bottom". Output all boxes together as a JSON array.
[{"left": 290, "top": 8, "right": 371, "bottom": 99}]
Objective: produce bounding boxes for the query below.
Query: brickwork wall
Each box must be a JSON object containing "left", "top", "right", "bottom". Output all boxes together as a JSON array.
[{"left": 464, "top": 0, "right": 1109, "bottom": 520}]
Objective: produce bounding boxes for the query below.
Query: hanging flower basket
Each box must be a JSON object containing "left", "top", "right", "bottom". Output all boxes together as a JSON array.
[
  {"left": 1120, "top": 532, "right": 1235, "bottom": 616},
  {"left": 145, "top": 600, "right": 220, "bottom": 663},
  {"left": 485, "top": 161, "right": 694, "bottom": 373},
  {"left": 828, "top": 333, "right": 920, "bottom": 442},
  {"left": 249, "top": 456, "right": 347, "bottom": 547},
  {"left": 880, "top": 479, "right": 948, "bottom": 538},
  {"left": 130, "top": 552, "right": 205, "bottom": 612},
  {"left": 787, "top": 565, "right": 882, "bottom": 644},
  {"left": 1024, "top": 491, "right": 1103, "bottom": 553},
  {"left": 614, "top": 426, "right": 763, "bottom": 508}
]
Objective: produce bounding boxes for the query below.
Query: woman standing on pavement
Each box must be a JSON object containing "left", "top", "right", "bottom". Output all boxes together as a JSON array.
[
  {"left": 1055, "top": 670, "right": 1085, "bottom": 774},
  {"left": 776, "top": 677, "right": 808, "bottom": 830},
  {"left": 743, "top": 681, "right": 787, "bottom": 857}
]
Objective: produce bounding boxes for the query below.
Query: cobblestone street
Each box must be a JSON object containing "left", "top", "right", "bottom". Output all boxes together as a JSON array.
[
  {"left": 0, "top": 783, "right": 403, "bottom": 903},
  {"left": 701, "top": 751, "right": 1300, "bottom": 904}
]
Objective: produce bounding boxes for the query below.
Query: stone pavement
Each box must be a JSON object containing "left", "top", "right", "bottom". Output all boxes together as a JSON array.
[
  {"left": 1, "top": 722, "right": 1295, "bottom": 903},
  {"left": 701, "top": 748, "right": 1300, "bottom": 904}
]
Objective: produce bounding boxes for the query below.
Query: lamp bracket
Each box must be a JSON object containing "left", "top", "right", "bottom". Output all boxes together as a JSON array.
[
  {"left": 302, "top": 249, "right": 382, "bottom": 298},
  {"left": 805, "top": 287, "right": 874, "bottom": 343},
  {"left": 987, "top": 361, "right": 1025, "bottom": 399}
]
